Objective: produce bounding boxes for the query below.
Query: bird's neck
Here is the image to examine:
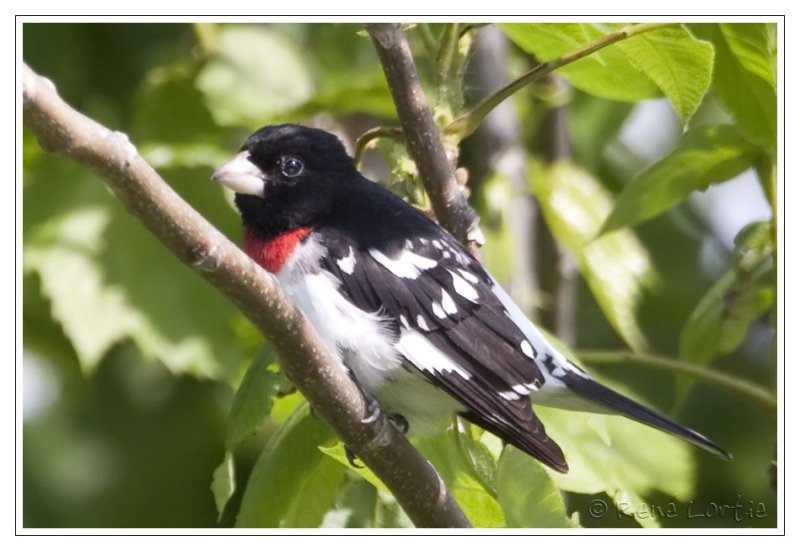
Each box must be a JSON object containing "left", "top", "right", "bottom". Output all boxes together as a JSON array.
[{"left": 243, "top": 226, "right": 312, "bottom": 273}]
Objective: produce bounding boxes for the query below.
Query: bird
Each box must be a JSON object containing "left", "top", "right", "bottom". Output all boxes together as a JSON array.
[{"left": 212, "top": 124, "right": 731, "bottom": 473}]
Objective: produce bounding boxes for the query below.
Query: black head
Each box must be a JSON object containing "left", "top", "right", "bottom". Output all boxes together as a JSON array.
[{"left": 212, "top": 124, "right": 356, "bottom": 238}]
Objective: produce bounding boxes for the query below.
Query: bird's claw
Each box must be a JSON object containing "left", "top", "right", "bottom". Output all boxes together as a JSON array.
[
  {"left": 362, "top": 393, "right": 382, "bottom": 424},
  {"left": 388, "top": 413, "right": 409, "bottom": 434},
  {"left": 345, "top": 445, "right": 364, "bottom": 469}
]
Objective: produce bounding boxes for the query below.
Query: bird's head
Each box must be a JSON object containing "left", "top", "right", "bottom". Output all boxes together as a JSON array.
[{"left": 212, "top": 124, "right": 355, "bottom": 237}]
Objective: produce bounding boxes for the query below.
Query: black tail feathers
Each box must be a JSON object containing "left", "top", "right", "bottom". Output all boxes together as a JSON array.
[{"left": 561, "top": 369, "right": 732, "bottom": 460}]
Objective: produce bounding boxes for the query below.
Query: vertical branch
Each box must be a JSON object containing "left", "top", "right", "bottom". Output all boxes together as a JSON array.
[
  {"left": 464, "top": 30, "right": 578, "bottom": 342},
  {"left": 464, "top": 26, "right": 539, "bottom": 315},
  {"left": 435, "top": 23, "right": 462, "bottom": 113},
  {"left": 366, "top": 23, "right": 484, "bottom": 258},
  {"left": 534, "top": 74, "right": 578, "bottom": 345},
  {"left": 537, "top": 74, "right": 578, "bottom": 346}
]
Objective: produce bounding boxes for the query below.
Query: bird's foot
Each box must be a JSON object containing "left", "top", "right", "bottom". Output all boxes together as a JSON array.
[
  {"left": 387, "top": 412, "right": 409, "bottom": 434},
  {"left": 362, "top": 393, "right": 382, "bottom": 424},
  {"left": 345, "top": 445, "right": 364, "bottom": 469}
]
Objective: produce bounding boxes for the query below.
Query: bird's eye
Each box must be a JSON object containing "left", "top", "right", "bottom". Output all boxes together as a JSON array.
[{"left": 280, "top": 156, "right": 304, "bottom": 178}]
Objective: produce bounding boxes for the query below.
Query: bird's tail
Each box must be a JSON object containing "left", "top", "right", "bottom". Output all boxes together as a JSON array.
[
  {"left": 486, "top": 274, "right": 731, "bottom": 460},
  {"left": 561, "top": 368, "right": 732, "bottom": 460}
]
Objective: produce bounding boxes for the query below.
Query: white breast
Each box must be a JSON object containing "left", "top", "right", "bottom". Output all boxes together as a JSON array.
[{"left": 275, "top": 237, "right": 462, "bottom": 435}]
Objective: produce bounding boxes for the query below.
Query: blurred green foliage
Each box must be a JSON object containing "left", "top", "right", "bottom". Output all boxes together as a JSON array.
[{"left": 22, "top": 22, "right": 778, "bottom": 528}]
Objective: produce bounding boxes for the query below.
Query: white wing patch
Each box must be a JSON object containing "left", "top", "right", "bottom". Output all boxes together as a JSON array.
[
  {"left": 416, "top": 315, "right": 430, "bottom": 331},
  {"left": 449, "top": 269, "right": 479, "bottom": 302},
  {"left": 499, "top": 381, "right": 542, "bottom": 401},
  {"left": 552, "top": 361, "right": 592, "bottom": 380},
  {"left": 440, "top": 289, "right": 458, "bottom": 315},
  {"left": 397, "top": 329, "right": 471, "bottom": 380},
  {"left": 369, "top": 247, "right": 437, "bottom": 278},
  {"left": 520, "top": 340, "right": 535, "bottom": 359},
  {"left": 335, "top": 246, "right": 357, "bottom": 275},
  {"left": 457, "top": 268, "right": 480, "bottom": 284}
]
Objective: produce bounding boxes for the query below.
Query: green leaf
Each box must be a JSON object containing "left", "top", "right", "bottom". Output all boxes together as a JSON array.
[
  {"left": 502, "top": 24, "right": 712, "bottom": 122},
  {"left": 693, "top": 24, "right": 777, "bottom": 156},
  {"left": 733, "top": 220, "right": 774, "bottom": 273},
  {"left": 319, "top": 442, "right": 390, "bottom": 493},
  {"left": 211, "top": 451, "right": 236, "bottom": 521},
  {"left": 679, "top": 221, "right": 775, "bottom": 363},
  {"left": 280, "top": 458, "right": 347, "bottom": 528},
  {"left": 496, "top": 447, "right": 577, "bottom": 527},
  {"left": 537, "top": 406, "right": 696, "bottom": 528},
  {"left": 131, "top": 62, "right": 219, "bottom": 143},
  {"left": 719, "top": 24, "right": 776, "bottom": 88},
  {"left": 24, "top": 56, "right": 248, "bottom": 380},
  {"left": 321, "top": 479, "right": 377, "bottom": 528},
  {"left": 531, "top": 160, "right": 653, "bottom": 350},
  {"left": 372, "top": 490, "right": 416, "bottom": 528},
  {"left": 287, "top": 73, "right": 396, "bottom": 120},
  {"left": 226, "top": 345, "right": 292, "bottom": 449},
  {"left": 196, "top": 26, "right": 313, "bottom": 127},
  {"left": 679, "top": 270, "right": 736, "bottom": 364},
  {"left": 23, "top": 151, "right": 246, "bottom": 379},
  {"left": 322, "top": 429, "right": 506, "bottom": 527},
  {"left": 717, "top": 281, "right": 775, "bottom": 355},
  {"left": 679, "top": 269, "right": 775, "bottom": 364},
  {"left": 416, "top": 431, "right": 506, "bottom": 527},
  {"left": 236, "top": 403, "right": 345, "bottom": 527},
  {"left": 615, "top": 25, "right": 713, "bottom": 123},
  {"left": 322, "top": 479, "right": 414, "bottom": 528},
  {"left": 269, "top": 24, "right": 396, "bottom": 120},
  {"left": 23, "top": 273, "right": 82, "bottom": 372},
  {"left": 501, "top": 23, "right": 660, "bottom": 102},
  {"left": 602, "top": 125, "right": 759, "bottom": 234},
  {"left": 456, "top": 425, "right": 498, "bottom": 497},
  {"left": 139, "top": 141, "right": 233, "bottom": 171}
]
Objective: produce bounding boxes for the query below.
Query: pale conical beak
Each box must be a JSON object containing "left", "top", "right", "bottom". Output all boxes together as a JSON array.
[{"left": 211, "top": 151, "right": 265, "bottom": 197}]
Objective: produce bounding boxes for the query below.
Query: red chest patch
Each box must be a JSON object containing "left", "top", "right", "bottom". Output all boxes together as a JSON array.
[{"left": 243, "top": 227, "right": 312, "bottom": 273}]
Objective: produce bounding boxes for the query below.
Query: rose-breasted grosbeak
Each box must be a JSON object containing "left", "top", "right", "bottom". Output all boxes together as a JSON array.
[{"left": 213, "top": 124, "right": 730, "bottom": 473}]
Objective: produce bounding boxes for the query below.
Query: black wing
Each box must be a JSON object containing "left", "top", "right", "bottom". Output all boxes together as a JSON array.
[{"left": 317, "top": 223, "right": 568, "bottom": 472}]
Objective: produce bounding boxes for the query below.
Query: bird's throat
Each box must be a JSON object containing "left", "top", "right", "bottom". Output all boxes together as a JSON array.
[{"left": 243, "top": 226, "right": 312, "bottom": 273}]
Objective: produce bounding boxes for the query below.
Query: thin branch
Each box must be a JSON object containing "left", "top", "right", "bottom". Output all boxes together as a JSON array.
[
  {"left": 22, "top": 63, "right": 470, "bottom": 529},
  {"left": 460, "top": 23, "right": 490, "bottom": 39},
  {"left": 366, "top": 23, "right": 485, "bottom": 258},
  {"left": 435, "top": 23, "right": 462, "bottom": 110},
  {"left": 353, "top": 126, "right": 404, "bottom": 169},
  {"left": 416, "top": 23, "right": 438, "bottom": 59},
  {"left": 577, "top": 349, "right": 777, "bottom": 411},
  {"left": 447, "top": 22, "right": 676, "bottom": 140}
]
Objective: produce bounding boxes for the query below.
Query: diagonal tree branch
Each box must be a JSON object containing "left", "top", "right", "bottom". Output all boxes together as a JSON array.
[
  {"left": 366, "top": 23, "right": 485, "bottom": 258},
  {"left": 22, "top": 63, "right": 470, "bottom": 529}
]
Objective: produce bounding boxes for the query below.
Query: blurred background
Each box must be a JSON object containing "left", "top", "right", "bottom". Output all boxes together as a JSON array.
[{"left": 22, "top": 22, "right": 777, "bottom": 528}]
